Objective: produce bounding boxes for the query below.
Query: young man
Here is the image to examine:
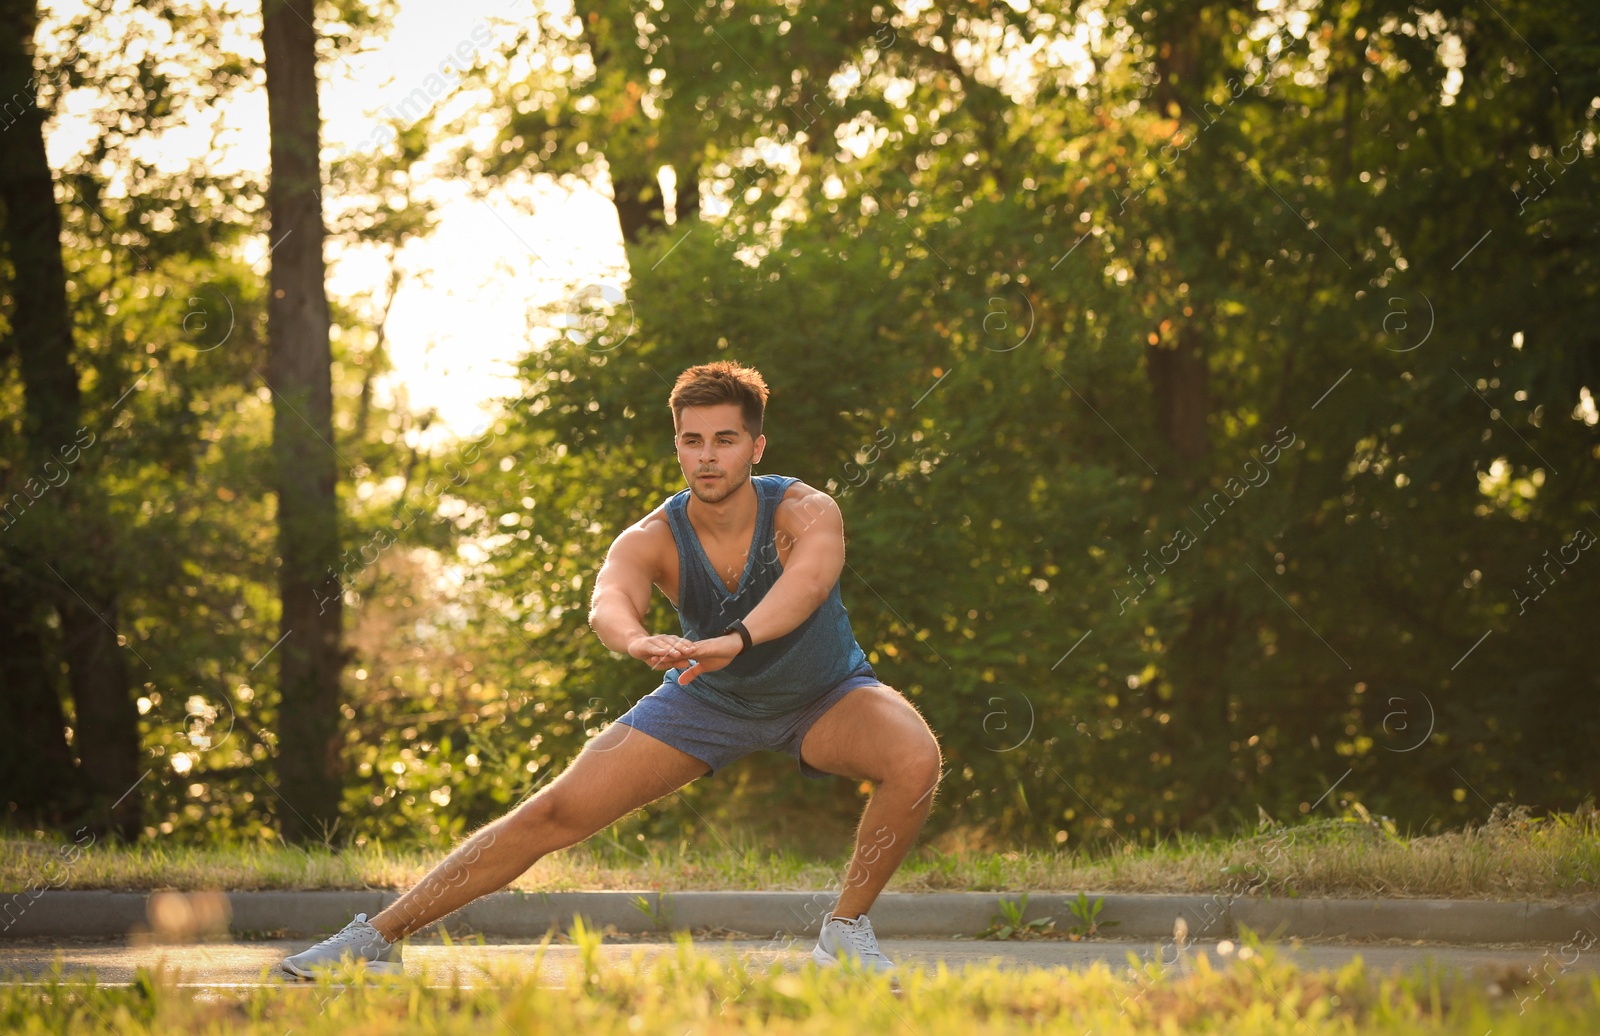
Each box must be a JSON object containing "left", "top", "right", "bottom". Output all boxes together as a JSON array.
[{"left": 282, "top": 361, "right": 943, "bottom": 979}]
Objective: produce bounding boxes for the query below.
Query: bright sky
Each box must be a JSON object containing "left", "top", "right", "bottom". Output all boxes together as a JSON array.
[
  {"left": 42, "top": 0, "right": 630, "bottom": 444},
  {"left": 313, "top": 0, "right": 632, "bottom": 443}
]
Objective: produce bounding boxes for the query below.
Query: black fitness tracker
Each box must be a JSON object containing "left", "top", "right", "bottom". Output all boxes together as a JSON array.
[{"left": 721, "top": 618, "right": 753, "bottom": 652}]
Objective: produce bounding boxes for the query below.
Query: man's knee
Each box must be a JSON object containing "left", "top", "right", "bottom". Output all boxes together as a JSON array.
[
  {"left": 508, "top": 789, "right": 579, "bottom": 844},
  {"left": 893, "top": 730, "right": 943, "bottom": 801},
  {"left": 507, "top": 789, "right": 593, "bottom": 848}
]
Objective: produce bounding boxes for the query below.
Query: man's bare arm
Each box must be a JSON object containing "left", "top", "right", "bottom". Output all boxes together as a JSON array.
[
  {"left": 589, "top": 523, "right": 693, "bottom": 669},
  {"left": 739, "top": 485, "right": 845, "bottom": 644}
]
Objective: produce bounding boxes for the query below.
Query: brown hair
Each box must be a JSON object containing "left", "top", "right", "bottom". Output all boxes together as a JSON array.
[{"left": 669, "top": 361, "right": 769, "bottom": 438}]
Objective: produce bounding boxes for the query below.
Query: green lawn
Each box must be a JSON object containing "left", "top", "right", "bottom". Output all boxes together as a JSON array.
[
  {"left": 6, "top": 927, "right": 1600, "bottom": 1034},
  {"left": 5, "top": 809, "right": 1598, "bottom": 901}
]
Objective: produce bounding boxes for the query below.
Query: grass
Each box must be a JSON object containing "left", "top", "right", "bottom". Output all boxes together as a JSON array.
[
  {"left": 5, "top": 806, "right": 1597, "bottom": 901},
  {"left": 6, "top": 925, "right": 1600, "bottom": 1034}
]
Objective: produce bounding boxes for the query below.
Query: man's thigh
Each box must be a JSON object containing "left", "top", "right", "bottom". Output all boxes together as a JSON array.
[
  {"left": 797, "top": 683, "right": 941, "bottom": 784},
  {"left": 528, "top": 717, "right": 711, "bottom": 835}
]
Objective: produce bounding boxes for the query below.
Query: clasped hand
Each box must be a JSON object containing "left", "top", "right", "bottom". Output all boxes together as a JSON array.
[{"left": 627, "top": 632, "right": 742, "bottom": 685}]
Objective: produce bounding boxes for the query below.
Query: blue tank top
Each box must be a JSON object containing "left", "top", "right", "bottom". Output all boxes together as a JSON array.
[{"left": 662, "top": 474, "right": 868, "bottom": 718}]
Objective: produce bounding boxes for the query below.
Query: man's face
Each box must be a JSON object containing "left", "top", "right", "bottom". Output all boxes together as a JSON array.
[{"left": 674, "top": 403, "right": 765, "bottom": 504}]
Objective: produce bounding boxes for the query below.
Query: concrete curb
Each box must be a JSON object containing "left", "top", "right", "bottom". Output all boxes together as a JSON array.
[{"left": 3, "top": 889, "right": 1596, "bottom": 945}]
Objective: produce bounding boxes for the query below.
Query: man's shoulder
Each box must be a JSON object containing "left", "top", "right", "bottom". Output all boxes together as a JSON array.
[
  {"left": 771, "top": 478, "right": 841, "bottom": 527},
  {"left": 620, "top": 501, "right": 678, "bottom": 550},
  {"left": 765, "top": 474, "right": 824, "bottom": 503},
  {"left": 602, "top": 504, "right": 679, "bottom": 583}
]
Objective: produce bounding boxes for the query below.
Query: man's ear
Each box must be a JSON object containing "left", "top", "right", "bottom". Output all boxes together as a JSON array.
[{"left": 752, "top": 433, "right": 767, "bottom": 464}]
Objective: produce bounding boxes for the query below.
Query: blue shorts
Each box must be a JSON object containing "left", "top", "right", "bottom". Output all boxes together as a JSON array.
[{"left": 613, "top": 662, "right": 882, "bottom": 779}]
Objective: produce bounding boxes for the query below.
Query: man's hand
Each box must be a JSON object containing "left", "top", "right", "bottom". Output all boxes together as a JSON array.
[
  {"left": 628, "top": 633, "right": 696, "bottom": 671},
  {"left": 674, "top": 634, "right": 743, "bottom": 685}
]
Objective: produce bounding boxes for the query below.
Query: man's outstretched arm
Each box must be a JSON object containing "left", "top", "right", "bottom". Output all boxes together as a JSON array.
[
  {"left": 589, "top": 524, "right": 693, "bottom": 670},
  {"left": 678, "top": 484, "right": 845, "bottom": 683},
  {"left": 742, "top": 485, "right": 845, "bottom": 642}
]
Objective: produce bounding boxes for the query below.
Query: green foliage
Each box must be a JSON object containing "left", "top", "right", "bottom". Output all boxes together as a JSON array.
[
  {"left": 977, "top": 891, "right": 1116, "bottom": 939},
  {"left": 978, "top": 892, "right": 1056, "bottom": 940},
  {"left": 4, "top": 0, "right": 1599, "bottom": 850},
  {"left": 1066, "top": 891, "right": 1119, "bottom": 938},
  {"left": 440, "top": 0, "right": 1600, "bottom": 849}
]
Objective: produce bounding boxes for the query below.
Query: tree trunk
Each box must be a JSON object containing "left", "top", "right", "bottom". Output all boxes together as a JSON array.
[
  {"left": 58, "top": 570, "right": 140, "bottom": 835},
  {"left": 262, "top": 0, "right": 344, "bottom": 843},
  {"left": 612, "top": 172, "right": 666, "bottom": 244},
  {"left": 1146, "top": 14, "right": 1212, "bottom": 471},
  {"left": 571, "top": 0, "right": 671, "bottom": 244},
  {"left": 0, "top": 0, "right": 140, "bottom": 838},
  {"left": 0, "top": 577, "right": 82, "bottom": 824},
  {"left": 674, "top": 159, "right": 701, "bottom": 223},
  {"left": 1145, "top": 325, "right": 1210, "bottom": 467},
  {"left": 1145, "top": 10, "right": 1228, "bottom": 827},
  {"left": 1163, "top": 589, "right": 1240, "bottom": 825}
]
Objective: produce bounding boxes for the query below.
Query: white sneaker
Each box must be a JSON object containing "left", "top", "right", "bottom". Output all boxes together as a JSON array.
[
  {"left": 280, "top": 913, "right": 404, "bottom": 980},
  {"left": 812, "top": 913, "right": 895, "bottom": 975}
]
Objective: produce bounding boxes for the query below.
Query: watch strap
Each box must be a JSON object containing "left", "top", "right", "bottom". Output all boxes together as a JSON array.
[{"left": 725, "top": 618, "right": 753, "bottom": 651}]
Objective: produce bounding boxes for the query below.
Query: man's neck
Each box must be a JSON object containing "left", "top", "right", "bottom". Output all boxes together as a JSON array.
[{"left": 686, "top": 479, "right": 758, "bottom": 541}]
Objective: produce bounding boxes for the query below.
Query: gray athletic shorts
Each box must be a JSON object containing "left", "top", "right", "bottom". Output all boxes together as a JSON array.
[{"left": 613, "top": 661, "right": 882, "bottom": 779}]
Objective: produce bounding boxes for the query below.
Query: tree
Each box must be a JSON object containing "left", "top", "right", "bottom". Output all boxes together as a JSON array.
[
  {"left": 441, "top": 0, "right": 1600, "bottom": 849},
  {"left": 261, "top": 0, "right": 344, "bottom": 842},
  {"left": 0, "top": 0, "right": 140, "bottom": 837}
]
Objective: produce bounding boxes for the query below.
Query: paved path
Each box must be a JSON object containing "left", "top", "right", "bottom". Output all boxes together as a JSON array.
[{"left": 0, "top": 935, "right": 1586, "bottom": 987}]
